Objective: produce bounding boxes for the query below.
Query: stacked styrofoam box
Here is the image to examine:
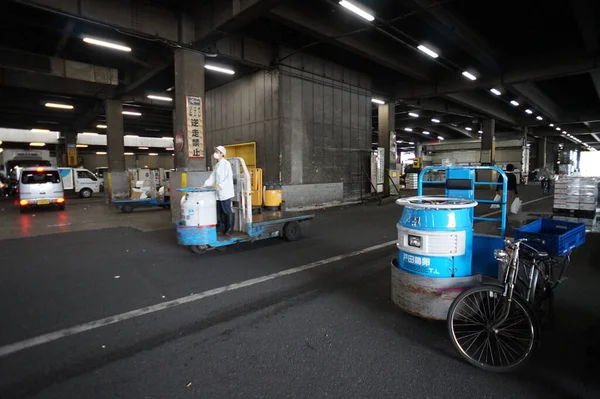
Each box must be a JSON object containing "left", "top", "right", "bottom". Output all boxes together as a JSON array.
[
  {"left": 554, "top": 177, "right": 599, "bottom": 211},
  {"left": 406, "top": 173, "right": 419, "bottom": 190}
]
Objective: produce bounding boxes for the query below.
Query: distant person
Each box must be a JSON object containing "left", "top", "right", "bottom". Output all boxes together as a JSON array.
[
  {"left": 540, "top": 167, "right": 553, "bottom": 194},
  {"left": 496, "top": 164, "right": 518, "bottom": 220},
  {"left": 202, "top": 146, "right": 235, "bottom": 236}
]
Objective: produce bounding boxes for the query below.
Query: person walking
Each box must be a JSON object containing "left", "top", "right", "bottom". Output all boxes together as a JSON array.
[{"left": 203, "top": 146, "right": 235, "bottom": 236}]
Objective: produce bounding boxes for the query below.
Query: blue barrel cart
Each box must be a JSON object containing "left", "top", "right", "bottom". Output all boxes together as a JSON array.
[
  {"left": 391, "top": 166, "right": 510, "bottom": 320},
  {"left": 177, "top": 157, "right": 314, "bottom": 254}
]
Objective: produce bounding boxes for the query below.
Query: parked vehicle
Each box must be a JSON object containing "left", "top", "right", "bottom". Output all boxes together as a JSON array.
[
  {"left": 18, "top": 167, "right": 65, "bottom": 213},
  {"left": 58, "top": 168, "right": 100, "bottom": 198}
]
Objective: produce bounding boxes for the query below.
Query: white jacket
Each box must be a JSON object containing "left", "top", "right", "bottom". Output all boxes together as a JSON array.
[{"left": 204, "top": 158, "right": 234, "bottom": 200}]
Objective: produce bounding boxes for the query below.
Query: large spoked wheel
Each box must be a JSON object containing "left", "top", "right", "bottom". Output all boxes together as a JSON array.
[{"left": 447, "top": 285, "right": 538, "bottom": 372}]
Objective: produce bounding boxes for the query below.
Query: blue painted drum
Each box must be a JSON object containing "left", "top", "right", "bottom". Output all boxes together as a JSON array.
[
  {"left": 177, "top": 187, "right": 218, "bottom": 246},
  {"left": 177, "top": 224, "right": 217, "bottom": 246},
  {"left": 396, "top": 196, "right": 478, "bottom": 278}
]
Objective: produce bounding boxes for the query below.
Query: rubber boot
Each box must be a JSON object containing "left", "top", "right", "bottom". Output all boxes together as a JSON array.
[{"left": 225, "top": 213, "right": 235, "bottom": 236}]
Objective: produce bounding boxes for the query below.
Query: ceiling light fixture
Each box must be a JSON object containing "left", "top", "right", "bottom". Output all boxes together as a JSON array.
[
  {"left": 124, "top": 152, "right": 135, "bottom": 156},
  {"left": 122, "top": 111, "right": 142, "bottom": 116},
  {"left": 422, "top": 131, "right": 430, "bottom": 135},
  {"left": 149, "top": 153, "right": 159, "bottom": 156},
  {"left": 408, "top": 112, "right": 419, "bottom": 117},
  {"left": 465, "top": 127, "right": 473, "bottom": 131},
  {"left": 556, "top": 127, "right": 561, "bottom": 131},
  {"left": 417, "top": 44, "right": 439, "bottom": 58},
  {"left": 138, "top": 146, "right": 149, "bottom": 150},
  {"left": 96, "top": 124, "right": 107, "bottom": 129},
  {"left": 490, "top": 88, "right": 501, "bottom": 95},
  {"left": 408, "top": 142, "right": 415, "bottom": 145},
  {"left": 371, "top": 98, "right": 385, "bottom": 105},
  {"left": 81, "top": 132, "right": 98, "bottom": 135},
  {"left": 478, "top": 130, "right": 483, "bottom": 134},
  {"left": 536, "top": 116, "right": 543, "bottom": 120},
  {"left": 549, "top": 124, "right": 554, "bottom": 127},
  {"left": 45, "top": 102, "right": 73, "bottom": 110},
  {"left": 462, "top": 71, "right": 477, "bottom": 81},
  {"left": 204, "top": 65, "right": 235, "bottom": 75},
  {"left": 404, "top": 128, "right": 413, "bottom": 132},
  {"left": 338, "top": 0, "right": 375, "bottom": 21},
  {"left": 31, "top": 128, "right": 50, "bottom": 133},
  {"left": 525, "top": 109, "right": 533, "bottom": 114},
  {"left": 30, "top": 142, "right": 45, "bottom": 147},
  {"left": 431, "top": 118, "right": 440, "bottom": 123},
  {"left": 510, "top": 100, "right": 519, "bottom": 106},
  {"left": 147, "top": 95, "right": 173, "bottom": 102},
  {"left": 96, "top": 151, "right": 107, "bottom": 155},
  {"left": 83, "top": 37, "right": 131, "bottom": 52},
  {"left": 76, "top": 144, "right": 88, "bottom": 148},
  {"left": 437, "top": 136, "right": 444, "bottom": 140}
]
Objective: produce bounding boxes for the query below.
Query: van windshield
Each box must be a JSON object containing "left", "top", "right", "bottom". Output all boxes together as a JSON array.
[{"left": 21, "top": 171, "right": 61, "bottom": 184}]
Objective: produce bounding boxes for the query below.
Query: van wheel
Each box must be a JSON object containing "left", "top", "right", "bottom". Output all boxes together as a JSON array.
[
  {"left": 122, "top": 205, "right": 134, "bottom": 213},
  {"left": 80, "top": 188, "right": 93, "bottom": 198}
]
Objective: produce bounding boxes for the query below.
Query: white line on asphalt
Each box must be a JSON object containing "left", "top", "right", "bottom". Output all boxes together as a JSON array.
[
  {"left": 0, "top": 240, "right": 397, "bottom": 358},
  {"left": 0, "top": 195, "right": 554, "bottom": 358}
]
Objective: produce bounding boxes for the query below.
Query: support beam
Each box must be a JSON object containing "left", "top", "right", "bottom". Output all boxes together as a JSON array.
[
  {"left": 510, "top": 82, "right": 563, "bottom": 122},
  {"left": 269, "top": 5, "right": 433, "bottom": 81},
  {"left": 394, "top": 52, "right": 600, "bottom": 99},
  {"left": 378, "top": 104, "right": 394, "bottom": 197},
  {"left": 105, "top": 99, "right": 128, "bottom": 201},
  {"left": 446, "top": 92, "right": 524, "bottom": 127}
]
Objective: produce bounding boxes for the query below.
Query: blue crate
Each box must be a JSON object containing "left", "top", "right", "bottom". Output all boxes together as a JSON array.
[{"left": 514, "top": 218, "right": 586, "bottom": 256}]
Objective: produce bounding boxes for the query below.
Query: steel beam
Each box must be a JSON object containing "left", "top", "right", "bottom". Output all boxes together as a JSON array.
[
  {"left": 510, "top": 82, "right": 564, "bottom": 122},
  {"left": 445, "top": 92, "right": 525, "bottom": 127},
  {"left": 269, "top": 5, "right": 433, "bottom": 81}
]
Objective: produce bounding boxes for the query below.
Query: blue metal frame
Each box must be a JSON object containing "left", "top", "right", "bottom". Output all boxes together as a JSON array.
[{"left": 417, "top": 165, "right": 509, "bottom": 239}]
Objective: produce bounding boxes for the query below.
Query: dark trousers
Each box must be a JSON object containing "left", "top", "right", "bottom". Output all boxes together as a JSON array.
[{"left": 217, "top": 199, "right": 233, "bottom": 232}]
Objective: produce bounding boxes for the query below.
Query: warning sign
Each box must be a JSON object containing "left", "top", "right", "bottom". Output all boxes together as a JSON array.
[{"left": 186, "top": 96, "right": 204, "bottom": 158}]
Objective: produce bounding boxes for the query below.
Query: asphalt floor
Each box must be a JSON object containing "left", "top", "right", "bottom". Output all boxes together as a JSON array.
[{"left": 0, "top": 186, "right": 598, "bottom": 398}]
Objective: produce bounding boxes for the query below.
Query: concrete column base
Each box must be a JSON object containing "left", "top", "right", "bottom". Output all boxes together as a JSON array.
[
  {"left": 169, "top": 170, "right": 212, "bottom": 223},
  {"left": 105, "top": 171, "right": 130, "bottom": 204}
]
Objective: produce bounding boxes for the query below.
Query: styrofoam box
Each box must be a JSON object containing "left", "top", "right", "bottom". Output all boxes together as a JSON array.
[
  {"left": 565, "top": 204, "right": 580, "bottom": 210},
  {"left": 579, "top": 204, "right": 597, "bottom": 211}
]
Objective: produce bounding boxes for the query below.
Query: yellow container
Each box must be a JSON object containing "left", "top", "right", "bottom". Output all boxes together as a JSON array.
[{"left": 264, "top": 182, "right": 282, "bottom": 208}]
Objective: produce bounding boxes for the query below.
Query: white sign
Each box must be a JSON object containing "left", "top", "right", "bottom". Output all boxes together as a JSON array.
[{"left": 186, "top": 95, "right": 204, "bottom": 158}]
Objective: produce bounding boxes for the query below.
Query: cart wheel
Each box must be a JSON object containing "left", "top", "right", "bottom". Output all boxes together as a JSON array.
[
  {"left": 283, "top": 221, "right": 301, "bottom": 241},
  {"left": 190, "top": 245, "right": 208, "bottom": 254},
  {"left": 122, "top": 205, "right": 134, "bottom": 213}
]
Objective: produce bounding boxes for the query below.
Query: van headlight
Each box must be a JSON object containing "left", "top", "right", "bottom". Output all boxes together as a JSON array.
[{"left": 408, "top": 235, "right": 422, "bottom": 248}]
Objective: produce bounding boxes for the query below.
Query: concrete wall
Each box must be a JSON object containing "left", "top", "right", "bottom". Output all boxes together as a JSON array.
[
  {"left": 205, "top": 69, "right": 280, "bottom": 182},
  {"left": 80, "top": 154, "right": 174, "bottom": 171},
  {"left": 278, "top": 50, "right": 372, "bottom": 200}
]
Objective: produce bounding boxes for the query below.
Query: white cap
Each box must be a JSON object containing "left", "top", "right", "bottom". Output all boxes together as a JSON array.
[{"left": 214, "top": 145, "right": 227, "bottom": 156}]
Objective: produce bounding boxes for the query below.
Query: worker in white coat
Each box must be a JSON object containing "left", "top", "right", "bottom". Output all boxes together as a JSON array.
[{"left": 203, "top": 146, "right": 235, "bottom": 236}]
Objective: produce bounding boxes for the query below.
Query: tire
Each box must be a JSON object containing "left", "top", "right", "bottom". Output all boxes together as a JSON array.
[
  {"left": 190, "top": 245, "right": 208, "bottom": 254},
  {"left": 122, "top": 205, "right": 134, "bottom": 213},
  {"left": 283, "top": 221, "right": 301, "bottom": 242},
  {"left": 80, "top": 188, "right": 93, "bottom": 198},
  {"left": 447, "top": 284, "right": 538, "bottom": 372}
]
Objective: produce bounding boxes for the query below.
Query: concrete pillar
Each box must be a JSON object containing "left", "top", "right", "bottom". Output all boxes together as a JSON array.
[
  {"left": 480, "top": 119, "right": 495, "bottom": 186},
  {"left": 537, "top": 137, "right": 547, "bottom": 169},
  {"left": 171, "top": 48, "right": 206, "bottom": 221},
  {"left": 377, "top": 103, "right": 394, "bottom": 197},
  {"left": 415, "top": 144, "right": 423, "bottom": 159},
  {"left": 106, "top": 99, "right": 128, "bottom": 201}
]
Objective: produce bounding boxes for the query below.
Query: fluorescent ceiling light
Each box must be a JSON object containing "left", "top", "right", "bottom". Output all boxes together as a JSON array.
[
  {"left": 408, "top": 112, "right": 419, "bottom": 117},
  {"left": 556, "top": 127, "right": 561, "bottom": 131},
  {"left": 465, "top": 127, "right": 472, "bottom": 131},
  {"left": 81, "top": 132, "right": 98, "bottom": 135},
  {"left": 96, "top": 124, "right": 107, "bottom": 129},
  {"left": 124, "top": 152, "right": 135, "bottom": 156},
  {"left": 462, "top": 71, "right": 477, "bottom": 81},
  {"left": 549, "top": 124, "right": 554, "bottom": 127},
  {"left": 536, "top": 116, "right": 543, "bottom": 120},
  {"left": 417, "top": 45, "right": 438, "bottom": 59},
  {"left": 525, "top": 109, "right": 533, "bottom": 114},
  {"left": 122, "top": 111, "right": 142, "bottom": 116},
  {"left": 490, "top": 88, "right": 501, "bottom": 95},
  {"left": 76, "top": 144, "right": 88, "bottom": 148},
  {"left": 147, "top": 95, "right": 173, "bottom": 102},
  {"left": 45, "top": 102, "right": 73, "bottom": 110},
  {"left": 563, "top": 131, "right": 568, "bottom": 134},
  {"left": 338, "top": 0, "right": 375, "bottom": 21},
  {"left": 30, "top": 142, "right": 45, "bottom": 147},
  {"left": 204, "top": 65, "right": 235, "bottom": 75},
  {"left": 149, "top": 153, "right": 159, "bottom": 156},
  {"left": 437, "top": 136, "right": 444, "bottom": 140},
  {"left": 404, "top": 128, "right": 413, "bottom": 132},
  {"left": 125, "top": 134, "right": 139, "bottom": 137},
  {"left": 510, "top": 100, "right": 519, "bottom": 106},
  {"left": 371, "top": 98, "right": 385, "bottom": 105},
  {"left": 408, "top": 142, "right": 415, "bottom": 145},
  {"left": 31, "top": 128, "right": 50, "bottom": 133},
  {"left": 83, "top": 37, "right": 131, "bottom": 52},
  {"left": 138, "top": 146, "right": 149, "bottom": 150},
  {"left": 478, "top": 130, "right": 483, "bottom": 133},
  {"left": 96, "top": 151, "right": 107, "bottom": 155},
  {"left": 422, "top": 131, "right": 430, "bottom": 135},
  {"left": 431, "top": 118, "right": 440, "bottom": 123}
]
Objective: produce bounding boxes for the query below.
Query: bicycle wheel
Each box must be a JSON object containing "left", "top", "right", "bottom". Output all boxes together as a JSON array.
[{"left": 447, "top": 285, "right": 538, "bottom": 372}]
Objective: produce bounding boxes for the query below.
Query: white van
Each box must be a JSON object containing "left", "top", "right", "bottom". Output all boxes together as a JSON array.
[
  {"left": 18, "top": 167, "right": 65, "bottom": 213},
  {"left": 58, "top": 168, "right": 100, "bottom": 198}
]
